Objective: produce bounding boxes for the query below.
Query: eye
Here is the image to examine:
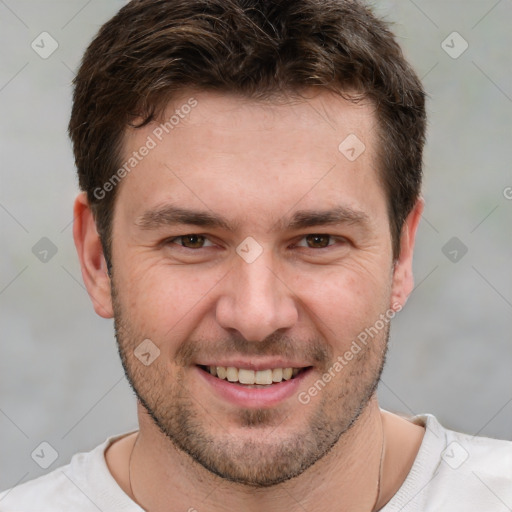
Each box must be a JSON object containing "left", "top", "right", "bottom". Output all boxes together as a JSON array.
[
  {"left": 167, "top": 234, "right": 215, "bottom": 249},
  {"left": 295, "top": 234, "right": 342, "bottom": 249}
]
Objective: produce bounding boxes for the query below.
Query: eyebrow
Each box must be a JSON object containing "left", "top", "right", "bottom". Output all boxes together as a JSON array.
[
  {"left": 135, "top": 204, "right": 370, "bottom": 232},
  {"left": 280, "top": 207, "right": 370, "bottom": 231}
]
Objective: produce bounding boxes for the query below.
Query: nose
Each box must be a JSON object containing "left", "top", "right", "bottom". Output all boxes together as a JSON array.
[{"left": 215, "top": 249, "right": 298, "bottom": 342}]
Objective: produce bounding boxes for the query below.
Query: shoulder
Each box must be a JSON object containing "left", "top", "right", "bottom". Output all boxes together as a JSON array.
[
  {"left": 436, "top": 421, "right": 512, "bottom": 503},
  {"left": 403, "top": 414, "right": 512, "bottom": 511},
  {"left": 0, "top": 454, "right": 94, "bottom": 511},
  {"left": 451, "top": 425, "right": 512, "bottom": 468},
  {"left": 381, "top": 412, "right": 512, "bottom": 512},
  {"left": 439, "top": 415, "right": 512, "bottom": 477},
  {"left": 0, "top": 431, "right": 139, "bottom": 512}
]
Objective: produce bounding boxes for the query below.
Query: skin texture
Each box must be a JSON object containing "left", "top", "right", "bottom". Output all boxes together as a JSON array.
[{"left": 74, "top": 90, "right": 425, "bottom": 511}]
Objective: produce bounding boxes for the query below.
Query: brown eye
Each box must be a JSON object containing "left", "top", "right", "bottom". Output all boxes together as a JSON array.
[
  {"left": 304, "top": 234, "right": 333, "bottom": 248},
  {"left": 170, "top": 234, "right": 212, "bottom": 249},
  {"left": 182, "top": 235, "right": 204, "bottom": 248}
]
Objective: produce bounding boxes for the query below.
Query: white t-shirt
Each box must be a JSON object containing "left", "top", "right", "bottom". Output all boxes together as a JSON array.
[{"left": 1, "top": 413, "right": 511, "bottom": 511}]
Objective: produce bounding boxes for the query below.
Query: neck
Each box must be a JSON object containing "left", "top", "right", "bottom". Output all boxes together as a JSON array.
[{"left": 128, "top": 398, "right": 389, "bottom": 512}]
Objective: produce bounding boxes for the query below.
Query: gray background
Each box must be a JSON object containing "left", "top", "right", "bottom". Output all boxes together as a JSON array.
[{"left": 1, "top": 0, "right": 511, "bottom": 492}]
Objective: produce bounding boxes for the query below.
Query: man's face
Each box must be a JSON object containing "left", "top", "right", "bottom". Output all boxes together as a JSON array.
[{"left": 107, "top": 90, "right": 405, "bottom": 486}]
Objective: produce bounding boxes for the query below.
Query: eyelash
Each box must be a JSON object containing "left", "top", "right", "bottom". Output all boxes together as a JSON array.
[{"left": 165, "top": 234, "right": 346, "bottom": 251}]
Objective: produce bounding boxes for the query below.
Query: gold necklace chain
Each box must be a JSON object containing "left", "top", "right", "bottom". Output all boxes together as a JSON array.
[{"left": 128, "top": 416, "right": 386, "bottom": 511}]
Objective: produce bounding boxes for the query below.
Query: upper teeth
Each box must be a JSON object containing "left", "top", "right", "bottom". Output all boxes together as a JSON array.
[{"left": 208, "top": 366, "right": 300, "bottom": 385}]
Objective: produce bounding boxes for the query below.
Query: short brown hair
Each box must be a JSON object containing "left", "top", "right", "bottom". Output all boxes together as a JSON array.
[{"left": 69, "top": 0, "right": 426, "bottom": 264}]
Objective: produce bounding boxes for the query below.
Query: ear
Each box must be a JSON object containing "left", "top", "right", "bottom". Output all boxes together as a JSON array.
[
  {"left": 73, "top": 192, "right": 114, "bottom": 318},
  {"left": 390, "top": 198, "right": 424, "bottom": 311}
]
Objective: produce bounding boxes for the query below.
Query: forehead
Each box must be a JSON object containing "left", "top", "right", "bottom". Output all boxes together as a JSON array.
[{"left": 115, "top": 90, "right": 385, "bottom": 230}]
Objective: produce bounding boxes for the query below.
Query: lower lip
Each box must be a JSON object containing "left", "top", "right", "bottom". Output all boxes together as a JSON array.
[{"left": 196, "top": 366, "right": 312, "bottom": 408}]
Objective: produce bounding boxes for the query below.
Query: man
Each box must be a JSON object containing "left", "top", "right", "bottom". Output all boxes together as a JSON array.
[{"left": 1, "top": 0, "right": 510, "bottom": 510}]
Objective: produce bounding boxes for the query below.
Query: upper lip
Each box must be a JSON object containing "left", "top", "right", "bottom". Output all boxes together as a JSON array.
[{"left": 196, "top": 359, "right": 312, "bottom": 371}]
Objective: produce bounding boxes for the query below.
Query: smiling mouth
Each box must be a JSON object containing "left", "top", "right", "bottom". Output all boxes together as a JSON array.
[{"left": 198, "top": 365, "right": 311, "bottom": 387}]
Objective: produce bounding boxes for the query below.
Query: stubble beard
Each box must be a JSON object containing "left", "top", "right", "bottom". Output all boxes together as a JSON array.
[{"left": 111, "top": 279, "right": 389, "bottom": 487}]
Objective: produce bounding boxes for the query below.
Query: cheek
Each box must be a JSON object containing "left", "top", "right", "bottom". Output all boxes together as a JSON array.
[
  {"left": 116, "top": 259, "right": 225, "bottom": 340},
  {"left": 288, "top": 262, "right": 391, "bottom": 344}
]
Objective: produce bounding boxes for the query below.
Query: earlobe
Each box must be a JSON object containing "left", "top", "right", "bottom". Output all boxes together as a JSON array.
[
  {"left": 73, "top": 192, "right": 114, "bottom": 318},
  {"left": 390, "top": 198, "right": 424, "bottom": 310}
]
